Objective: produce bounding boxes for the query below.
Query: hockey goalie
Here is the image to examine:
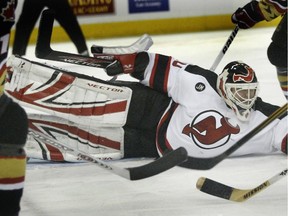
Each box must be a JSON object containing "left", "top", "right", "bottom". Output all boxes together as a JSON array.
[{"left": 4, "top": 44, "right": 287, "bottom": 164}]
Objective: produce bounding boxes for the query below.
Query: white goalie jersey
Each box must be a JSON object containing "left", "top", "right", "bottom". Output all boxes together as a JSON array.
[{"left": 140, "top": 52, "right": 287, "bottom": 158}]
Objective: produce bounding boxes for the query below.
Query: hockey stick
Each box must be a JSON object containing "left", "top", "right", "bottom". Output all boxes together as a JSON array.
[
  {"left": 28, "top": 128, "right": 188, "bottom": 181},
  {"left": 36, "top": 9, "right": 114, "bottom": 68},
  {"left": 210, "top": 25, "right": 239, "bottom": 71},
  {"left": 91, "top": 33, "right": 153, "bottom": 82},
  {"left": 179, "top": 103, "right": 287, "bottom": 170},
  {"left": 91, "top": 33, "right": 153, "bottom": 54},
  {"left": 196, "top": 169, "right": 288, "bottom": 202},
  {"left": 36, "top": 9, "right": 152, "bottom": 69}
]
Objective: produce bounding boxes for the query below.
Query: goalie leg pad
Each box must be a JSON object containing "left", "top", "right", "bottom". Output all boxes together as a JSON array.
[
  {"left": 27, "top": 114, "right": 124, "bottom": 162},
  {"left": 6, "top": 55, "right": 132, "bottom": 127}
]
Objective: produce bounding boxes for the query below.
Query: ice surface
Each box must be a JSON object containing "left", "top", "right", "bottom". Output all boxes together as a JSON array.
[{"left": 11, "top": 27, "right": 287, "bottom": 216}]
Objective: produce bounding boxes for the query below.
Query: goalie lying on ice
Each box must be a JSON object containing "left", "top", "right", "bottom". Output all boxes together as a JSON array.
[{"left": 5, "top": 54, "right": 287, "bottom": 162}]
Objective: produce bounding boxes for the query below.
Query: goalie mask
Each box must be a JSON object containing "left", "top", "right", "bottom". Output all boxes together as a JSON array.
[{"left": 217, "top": 61, "right": 259, "bottom": 121}]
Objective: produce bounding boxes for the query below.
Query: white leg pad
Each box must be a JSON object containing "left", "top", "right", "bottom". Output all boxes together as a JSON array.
[
  {"left": 6, "top": 55, "right": 132, "bottom": 127},
  {"left": 27, "top": 114, "right": 124, "bottom": 162}
]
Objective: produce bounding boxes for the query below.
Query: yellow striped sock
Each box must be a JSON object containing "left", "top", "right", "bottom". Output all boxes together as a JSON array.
[{"left": 0, "top": 155, "right": 26, "bottom": 190}]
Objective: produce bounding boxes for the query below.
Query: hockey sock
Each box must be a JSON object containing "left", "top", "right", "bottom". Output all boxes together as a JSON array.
[{"left": 0, "top": 95, "right": 28, "bottom": 216}]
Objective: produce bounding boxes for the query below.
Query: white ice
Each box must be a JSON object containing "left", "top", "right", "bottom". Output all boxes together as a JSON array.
[{"left": 12, "top": 27, "right": 287, "bottom": 216}]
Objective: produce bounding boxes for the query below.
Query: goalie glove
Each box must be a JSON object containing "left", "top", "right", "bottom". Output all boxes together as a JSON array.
[
  {"left": 231, "top": 1, "right": 264, "bottom": 29},
  {"left": 101, "top": 52, "right": 149, "bottom": 80},
  {"left": 103, "top": 53, "right": 138, "bottom": 76},
  {"left": 91, "top": 34, "right": 153, "bottom": 76}
]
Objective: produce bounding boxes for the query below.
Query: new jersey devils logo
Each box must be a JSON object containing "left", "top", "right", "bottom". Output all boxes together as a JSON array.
[
  {"left": 182, "top": 110, "right": 240, "bottom": 149},
  {"left": 233, "top": 65, "right": 254, "bottom": 83}
]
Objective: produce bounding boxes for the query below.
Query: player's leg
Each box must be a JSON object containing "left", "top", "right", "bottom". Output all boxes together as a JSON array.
[
  {"left": 48, "top": 0, "right": 88, "bottom": 55},
  {"left": 25, "top": 81, "right": 170, "bottom": 161},
  {"left": 12, "top": 0, "right": 44, "bottom": 56},
  {"left": 113, "top": 81, "right": 170, "bottom": 129},
  {"left": 267, "top": 13, "right": 287, "bottom": 100},
  {"left": 0, "top": 95, "right": 28, "bottom": 216},
  {"left": 1, "top": 1, "right": 28, "bottom": 214},
  {"left": 112, "top": 81, "right": 171, "bottom": 158},
  {"left": 123, "top": 127, "right": 159, "bottom": 158}
]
